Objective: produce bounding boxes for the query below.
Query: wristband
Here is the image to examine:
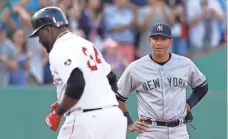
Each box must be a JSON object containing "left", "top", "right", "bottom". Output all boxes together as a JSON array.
[
  {"left": 55, "top": 105, "right": 67, "bottom": 116},
  {"left": 186, "top": 94, "right": 198, "bottom": 109}
]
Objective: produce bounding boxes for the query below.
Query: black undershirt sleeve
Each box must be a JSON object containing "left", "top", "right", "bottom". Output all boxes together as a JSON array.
[
  {"left": 187, "top": 80, "right": 208, "bottom": 109},
  {"left": 107, "top": 71, "right": 118, "bottom": 93},
  {"left": 65, "top": 68, "right": 85, "bottom": 99}
]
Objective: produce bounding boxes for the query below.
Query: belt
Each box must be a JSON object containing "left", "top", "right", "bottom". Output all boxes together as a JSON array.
[
  {"left": 83, "top": 108, "right": 102, "bottom": 112},
  {"left": 145, "top": 119, "right": 181, "bottom": 127},
  {"left": 66, "top": 105, "right": 117, "bottom": 116}
]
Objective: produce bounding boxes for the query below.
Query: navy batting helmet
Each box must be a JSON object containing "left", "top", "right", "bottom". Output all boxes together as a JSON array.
[{"left": 29, "top": 6, "right": 68, "bottom": 38}]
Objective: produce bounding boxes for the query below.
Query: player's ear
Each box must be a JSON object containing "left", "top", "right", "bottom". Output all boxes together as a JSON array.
[
  {"left": 168, "top": 38, "right": 173, "bottom": 47},
  {"left": 46, "top": 26, "right": 52, "bottom": 35}
]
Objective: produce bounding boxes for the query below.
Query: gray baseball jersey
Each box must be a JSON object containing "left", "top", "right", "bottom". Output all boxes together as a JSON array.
[{"left": 117, "top": 53, "right": 206, "bottom": 121}]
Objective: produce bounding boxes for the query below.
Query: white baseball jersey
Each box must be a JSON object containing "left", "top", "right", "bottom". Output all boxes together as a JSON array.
[
  {"left": 49, "top": 32, "right": 118, "bottom": 113},
  {"left": 117, "top": 54, "right": 206, "bottom": 121}
]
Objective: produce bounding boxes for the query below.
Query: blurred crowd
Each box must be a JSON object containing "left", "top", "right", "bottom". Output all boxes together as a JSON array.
[{"left": 0, "top": 0, "right": 226, "bottom": 87}]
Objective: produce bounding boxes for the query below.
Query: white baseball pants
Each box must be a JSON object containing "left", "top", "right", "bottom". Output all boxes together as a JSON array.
[
  {"left": 137, "top": 124, "right": 189, "bottom": 139},
  {"left": 57, "top": 106, "right": 127, "bottom": 139}
]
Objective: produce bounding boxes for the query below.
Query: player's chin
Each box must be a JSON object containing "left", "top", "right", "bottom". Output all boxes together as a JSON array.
[
  {"left": 154, "top": 49, "right": 164, "bottom": 55},
  {"left": 42, "top": 44, "right": 51, "bottom": 53}
]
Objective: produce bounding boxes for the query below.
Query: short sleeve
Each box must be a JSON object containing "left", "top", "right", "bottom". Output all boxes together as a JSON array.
[
  {"left": 49, "top": 47, "right": 80, "bottom": 84},
  {"left": 188, "top": 60, "right": 207, "bottom": 88},
  {"left": 117, "top": 63, "right": 135, "bottom": 100}
]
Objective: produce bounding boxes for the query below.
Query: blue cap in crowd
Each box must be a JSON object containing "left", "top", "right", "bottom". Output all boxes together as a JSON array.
[{"left": 149, "top": 23, "right": 172, "bottom": 38}]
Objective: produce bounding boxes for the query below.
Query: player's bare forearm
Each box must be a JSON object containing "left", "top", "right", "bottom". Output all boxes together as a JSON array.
[
  {"left": 58, "top": 95, "right": 78, "bottom": 113},
  {"left": 211, "top": 10, "right": 224, "bottom": 22},
  {"left": 118, "top": 100, "right": 129, "bottom": 112},
  {"left": 118, "top": 100, "right": 134, "bottom": 126},
  {"left": 55, "top": 68, "right": 85, "bottom": 115},
  {"left": 45, "top": 96, "right": 78, "bottom": 131},
  {"left": 118, "top": 100, "right": 148, "bottom": 133}
]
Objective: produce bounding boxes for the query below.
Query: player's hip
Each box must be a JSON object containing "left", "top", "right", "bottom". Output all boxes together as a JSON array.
[
  {"left": 138, "top": 106, "right": 187, "bottom": 122},
  {"left": 137, "top": 124, "right": 189, "bottom": 139},
  {"left": 142, "top": 117, "right": 186, "bottom": 127},
  {"left": 58, "top": 106, "right": 127, "bottom": 139},
  {"left": 64, "top": 100, "right": 118, "bottom": 114}
]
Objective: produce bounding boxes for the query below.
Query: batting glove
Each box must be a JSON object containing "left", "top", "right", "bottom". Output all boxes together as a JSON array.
[
  {"left": 51, "top": 102, "right": 59, "bottom": 112},
  {"left": 45, "top": 110, "right": 62, "bottom": 131}
]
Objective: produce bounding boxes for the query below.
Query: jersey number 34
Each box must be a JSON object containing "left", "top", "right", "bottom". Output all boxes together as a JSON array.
[{"left": 82, "top": 46, "right": 102, "bottom": 71}]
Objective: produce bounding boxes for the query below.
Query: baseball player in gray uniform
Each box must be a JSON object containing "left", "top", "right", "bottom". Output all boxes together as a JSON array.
[{"left": 116, "top": 23, "right": 208, "bottom": 139}]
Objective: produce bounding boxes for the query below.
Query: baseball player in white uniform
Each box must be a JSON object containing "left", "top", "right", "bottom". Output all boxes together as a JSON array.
[
  {"left": 116, "top": 23, "right": 208, "bottom": 139},
  {"left": 29, "top": 7, "right": 127, "bottom": 139}
]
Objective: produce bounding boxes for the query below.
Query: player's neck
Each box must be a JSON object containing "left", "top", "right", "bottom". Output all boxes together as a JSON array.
[
  {"left": 56, "top": 30, "right": 70, "bottom": 40},
  {"left": 151, "top": 53, "right": 170, "bottom": 63},
  {"left": 50, "top": 28, "right": 70, "bottom": 48}
]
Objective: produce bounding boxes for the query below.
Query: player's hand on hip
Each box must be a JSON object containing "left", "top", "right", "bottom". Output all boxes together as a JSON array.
[
  {"left": 50, "top": 102, "right": 59, "bottom": 112},
  {"left": 128, "top": 117, "right": 148, "bottom": 134},
  {"left": 186, "top": 103, "right": 191, "bottom": 111},
  {"left": 45, "top": 110, "right": 62, "bottom": 131}
]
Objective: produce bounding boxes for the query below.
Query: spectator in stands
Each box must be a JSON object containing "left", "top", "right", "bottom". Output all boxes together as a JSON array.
[
  {"left": 130, "top": 0, "right": 147, "bottom": 7},
  {"left": 43, "top": 61, "right": 52, "bottom": 85},
  {"left": 0, "top": 21, "right": 18, "bottom": 86},
  {"left": 39, "top": 0, "right": 53, "bottom": 8},
  {"left": 136, "top": 0, "right": 174, "bottom": 58},
  {"left": 186, "top": 0, "right": 225, "bottom": 54},
  {"left": 59, "top": 0, "right": 85, "bottom": 40},
  {"left": 69, "top": 2, "right": 82, "bottom": 31},
  {"left": 103, "top": 0, "right": 136, "bottom": 62},
  {"left": 102, "top": 38, "right": 129, "bottom": 77},
  {"left": 102, "top": 0, "right": 113, "bottom": 5},
  {"left": 0, "top": 1, "right": 16, "bottom": 37},
  {"left": 10, "top": 0, "right": 32, "bottom": 28},
  {"left": 23, "top": 0, "right": 52, "bottom": 15},
  {"left": 78, "top": 0, "right": 104, "bottom": 51},
  {"left": 19, "top": 0, "right": 49, "bottom": 85},
  {"left": 74, "top": 28, "right": 86, "bottom": 38},
  {"left": 26, "top": 38, "right": 47, "bottom": 85},
  {"left": 217, "top": 0, "right": 227, "bottom": 45},
  {"left": 58, "top": 0, "right": 74, "bottom": 20},
  {"left": 9, "top": 28, "right": 31, "bottom": 86},
  {"left": 167, "top": 0, "right": 187, "bottom": 56},
  {"left": 23, "top": 0, "right": 40, "bottom": 15}
]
